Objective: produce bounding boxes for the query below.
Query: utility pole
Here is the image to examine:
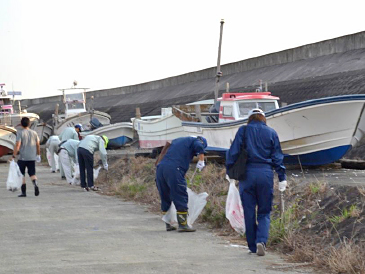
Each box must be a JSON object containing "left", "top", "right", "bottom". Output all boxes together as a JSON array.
[{"left": 214, "top": 19, "right": 225, "bottom": 104}]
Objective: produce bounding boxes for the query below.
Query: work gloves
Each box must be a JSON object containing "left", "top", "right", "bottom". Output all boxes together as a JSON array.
[
  {"left": 278, "top": 180, "right": 287, "bottom": 192},
  {"left": 196, "top": 160, "right": 205, "bottom": 172},
  {"left": 104, "top": 164, "right": 108, "bottom": 171},
  {"left": 36, "top": 155, "right": 41, "bottom": 163}
]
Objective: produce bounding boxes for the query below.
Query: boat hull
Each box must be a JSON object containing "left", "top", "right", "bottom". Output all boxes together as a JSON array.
[
  {"left": 182, "top": 95, "right": 365, "bottom": 166},
  {"left": 133, "top": 114, "right": 187, "bottom": 149},
  {"left": 54, "top": 111, "right": 111, "bottom": 135},
  {"left": 34, "top": 123, "right": 54, "bottom": 144},
  {"left": 0, "top": 125, "right": 17, "bottom": 157},
  {"left": 81, "top": 122, "right": 133, "bottom": 148}
]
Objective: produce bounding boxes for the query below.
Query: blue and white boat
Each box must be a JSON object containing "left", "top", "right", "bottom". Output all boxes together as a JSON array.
[{"left": 182, "top": 93, "right": 365, "bottom": 166}]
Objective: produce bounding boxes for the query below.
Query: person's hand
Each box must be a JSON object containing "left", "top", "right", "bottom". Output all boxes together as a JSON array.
[
  {"left": 103, "top": 164, "right": 108, "bottom": 171},
  {"left": 36, "top": 155, "right": 41, "bottom": 163},
  {"left": 278, "top": 180, "right": 287, "bottom": 192},
  {"left": 196, "top": 160, "right": 205, "bottom": 171}
]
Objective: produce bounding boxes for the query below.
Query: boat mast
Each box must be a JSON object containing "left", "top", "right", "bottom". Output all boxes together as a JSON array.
[{"left": 214, "top": 19, "right": 224, "bottom": 104}]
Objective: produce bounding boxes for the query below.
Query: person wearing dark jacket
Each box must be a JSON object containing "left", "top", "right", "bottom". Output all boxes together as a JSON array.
[
  {"left": 156, "top": 136, "right": 207, "bottom": 232},
  {"left": 226, "top": 108, "right": 287, "bottom": 256}
]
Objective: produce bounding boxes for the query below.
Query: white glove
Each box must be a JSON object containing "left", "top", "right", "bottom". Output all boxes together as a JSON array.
[
  {"left": 36, "top": 155, "right": 41, "bottom": 163},
  {"left": 278, "top": 180, "right": 287, "bottom": 192},
  {"left": 103, "top": 164, "right": 108, "bottom": 171},
  {"left": 196, "top": 160, "right": 205, "bottom": 171}
]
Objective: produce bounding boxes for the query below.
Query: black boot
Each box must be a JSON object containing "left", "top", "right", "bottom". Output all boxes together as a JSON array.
[
  {"left": 177, "top": 212, "right": 196, "bottom": 232},
  {"left": 18, "top": 184, "right": 26, "bottom": 197},
  {"left": 33, "top": 180, "right": 39, "bottom": 196},
  {"left": 165, "top": 223, "right": 177, "bottom": 231}
]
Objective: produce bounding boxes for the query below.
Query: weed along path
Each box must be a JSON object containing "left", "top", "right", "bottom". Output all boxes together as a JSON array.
[{"left": 0, "top": 162, "right": 314, "bottom": 274}]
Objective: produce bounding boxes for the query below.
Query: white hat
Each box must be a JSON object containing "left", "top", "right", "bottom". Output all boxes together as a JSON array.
[{"left": 248, "top": 108, "right": 265, "bottom": 118}]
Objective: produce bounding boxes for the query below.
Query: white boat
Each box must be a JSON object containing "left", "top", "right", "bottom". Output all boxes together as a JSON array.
[
  {"left": 0, "top": 125, "right": 16, "bottom": 157},
  {"left": 52, "top": 86, "right": 111, "bottom": 135},
  {"left": 182, "top": 93, "right": 365, "bottom": 165},
  {"left": 133, "top": 108, "right": 187, "bottom": 148},
  {"left": 81, "top": 122, "right": 134, "bottom": 148},
  {"left": 0, "top": 93, "right": 39, "bottom": 130}
]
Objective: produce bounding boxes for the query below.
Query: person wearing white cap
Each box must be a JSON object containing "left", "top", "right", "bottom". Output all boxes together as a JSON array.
[{"left": 226, "top": 108, "right": 287, "bottom": 256}]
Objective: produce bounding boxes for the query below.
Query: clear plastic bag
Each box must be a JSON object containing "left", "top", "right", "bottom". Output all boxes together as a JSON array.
[
  {"left": 93, "top": 166, "right": 101, "bottom": 180},
  {"left": 6, "top": 161, "right": 23, "bottom": 191},
  {"left": 225, "top": 177, "right": 245, "bottom": 235},
  {"left": 162, "top": 187, "right": 209, "bottom": 226}
]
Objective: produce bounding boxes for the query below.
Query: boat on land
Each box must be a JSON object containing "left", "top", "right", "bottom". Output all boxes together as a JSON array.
[
  {"left": 81, "top": 121, "right": 134, "bottom": 148},
  {"left": 0, "top": 125, "right": 16, "bottom": 157},
  {"left": 52, "top": 85, "right": 111, "bottom": 135},
  {"left": 0, "top": 92, "right": 39, "bottom": 130},
  {"left": 182, "top": 92, "right": 365, "bottom": 165},
  {"left": 134, "top": 92, "right": 365, "bottom": 166},
  {"left": 133, "top": 108, "right": 187, "bottom": 149}
]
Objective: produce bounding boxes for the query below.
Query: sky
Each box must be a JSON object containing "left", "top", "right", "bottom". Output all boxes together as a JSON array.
[{"left": 0, "top": 0, "right": 364, "bottom": 99}]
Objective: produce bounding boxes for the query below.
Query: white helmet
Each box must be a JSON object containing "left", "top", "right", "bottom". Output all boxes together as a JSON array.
[{"left": 248, "top": 108, "right": 265, "bottom": 118}]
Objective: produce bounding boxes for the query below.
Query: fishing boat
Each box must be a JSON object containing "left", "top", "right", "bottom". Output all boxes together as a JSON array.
[
  {"left": 182, "top": 92, "right": 365, "bottom": 165},
  {"left": 0, "top": 125, "right": 16, "bottom": 157},
  {"left": 52, "top": 84, "right": 111, "bottom": 135},
  {"left": 81, "top": 121, "right": 134, "bottom": 148},
  {"left": 0, "top": 90, "right": 39, "bottom": 130},
  {"left": 133, "top": 108, "right": 187, "bottom": 149}
]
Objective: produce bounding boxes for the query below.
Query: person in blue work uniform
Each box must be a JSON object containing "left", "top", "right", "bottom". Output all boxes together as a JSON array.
[
  {"left": 156, "top": 136, "right": 207, "bottom": 232},
  {"left": 226, "top": 108, "right": 287, "bottom": 256},
  {"left": 77, "top": 135, "right": 109, "bottom": 191}
]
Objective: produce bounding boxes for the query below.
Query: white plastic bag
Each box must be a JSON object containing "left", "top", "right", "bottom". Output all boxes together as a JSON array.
[
  {"left": 71, "top": 164, "right": 101, "bottom": 185},
  {"left": 46, "top": 148, "right": 59, "bottom": 170},
  {"left": 93, "top": 166, "right": 101, "bottom": 180},
  {"left": 6, "top": 161, "right": 23, "bottom": 191},
  {"left": 225, "top": 177, "right": 245, "bottom": 235},
  {"left": 162, "top": 187, "right": 209, "bottom": 226}
]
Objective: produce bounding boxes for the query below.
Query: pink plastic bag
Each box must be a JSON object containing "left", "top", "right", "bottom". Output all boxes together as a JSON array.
[{"left": 225, "top": 176, "right": 245, "bottom": 235}]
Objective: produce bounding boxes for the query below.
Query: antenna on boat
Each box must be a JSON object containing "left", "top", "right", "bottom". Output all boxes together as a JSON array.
[{"left": 214, "top": 19, "right": 224, "bottom": 104}]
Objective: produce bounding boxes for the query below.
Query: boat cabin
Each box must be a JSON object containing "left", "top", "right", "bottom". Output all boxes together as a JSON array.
[
  {"left": 63, "top": 92, "right": 86, "bottom": 118},
  {"left": 218, "top": 92, "right": 280, "bottom": 122}
]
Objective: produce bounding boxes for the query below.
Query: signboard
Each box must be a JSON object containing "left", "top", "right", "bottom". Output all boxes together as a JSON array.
[{"left": 7, "top": 91, "right": 22, "bottom": 96}]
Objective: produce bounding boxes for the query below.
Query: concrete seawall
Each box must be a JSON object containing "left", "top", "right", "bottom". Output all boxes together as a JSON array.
[{"left": 23, "top": 30, "right": 365, "bottom": 107}]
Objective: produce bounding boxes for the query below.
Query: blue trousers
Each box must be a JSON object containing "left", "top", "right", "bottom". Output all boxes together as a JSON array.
[
  {"left": 77, "top": 147, "right": 94, "bottom": 188},
  {"left": 239, "top": 166, "right": 274, "bottom": 253},
  {"left": 155, "top": 163, "right": 188, "bottom": 212}
]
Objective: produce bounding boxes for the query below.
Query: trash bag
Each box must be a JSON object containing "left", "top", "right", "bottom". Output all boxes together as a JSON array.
[
  {"left": 225, "top": 176, "right": 245, "bottom": 235},
  {"left": 71, "top": 163, "right": 80, "bottom": 185},
  {"left": 162, "top": 187, "right": 209, "bottom": 226},
  {"left": 46, "top": 148, "right": 59, "bottom": 170},
  {"left": 93, "top": 166, "right": 101, "bottom": 180},
  {"left": 71, "top": 164, "right": 101, "bottom": 185},
  {"left": 6, "top": 161, "right": 23, "bottom": 191}
]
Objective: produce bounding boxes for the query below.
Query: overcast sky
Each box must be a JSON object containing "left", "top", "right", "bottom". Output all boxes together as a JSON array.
[{"left": 0, "top": 0, "right": 364, "bottom": 99}]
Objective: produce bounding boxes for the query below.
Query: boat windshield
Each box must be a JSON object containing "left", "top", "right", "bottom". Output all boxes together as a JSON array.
[{"left": 238, "top": 101, "right": 277, "bottom": 117}]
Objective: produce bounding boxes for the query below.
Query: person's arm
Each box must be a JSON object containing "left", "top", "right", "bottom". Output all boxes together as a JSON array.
[
  {"left": 73, "top": 131, "right": 79, "bottom": 140},
  {"left": 271, "top": 133, "right": 286, "bottom": 181},
  {"left": 12, "top": 141, "right": 21, "bottom": 158},
  {"left": 198, "top": 153, "right": 204, "bottom": 161},
  {"left": 36, "top": 138, "right": 41, "bottom": 156},
  {"left": 98, "top": 138, "right": 108, "bottom": 166}
]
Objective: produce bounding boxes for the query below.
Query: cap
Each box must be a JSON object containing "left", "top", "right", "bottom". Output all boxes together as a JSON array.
[
  {"left": 75, "top": 124, "right": 83, "bottom": 132},
  {"left": 101, "top": 135, "right": 109, "bottom": 148},
  {"left": 248, "top": 108, "right": 265, "bottom": 118},
  {"left": 197, "top": 136, "right": 207, "bottom": 149}
]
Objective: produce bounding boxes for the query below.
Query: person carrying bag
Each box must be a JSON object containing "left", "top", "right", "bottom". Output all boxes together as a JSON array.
[{"left": 226, "top": 108, "right": 287, "bottom": 256}]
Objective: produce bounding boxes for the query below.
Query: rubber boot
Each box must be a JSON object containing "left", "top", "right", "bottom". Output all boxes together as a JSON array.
[
  {"left": 177, "top": 212, "right": 196, "bottom": 232},
  {"left": 165, "top": 223, "right": 177, "bottom": 231},
  {"left": 33, "top": 180, "right": 39, "bottom": 196},
  {"left": 18, "top": 184, "right": 26, "bottom": 197}
]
